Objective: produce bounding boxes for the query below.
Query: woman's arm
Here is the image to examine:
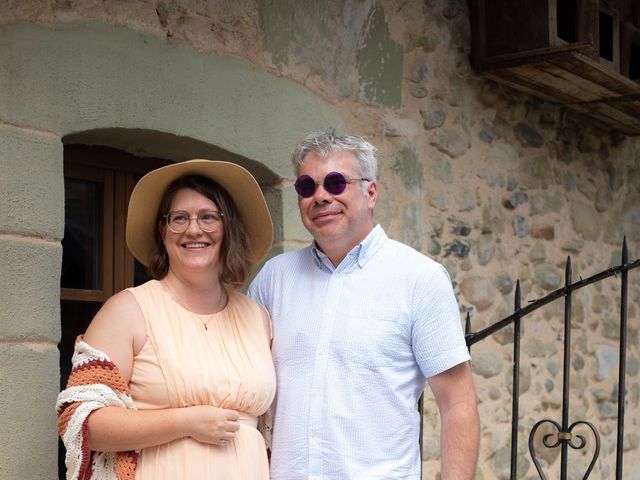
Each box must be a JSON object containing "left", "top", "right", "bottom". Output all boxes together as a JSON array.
[
  {"left": 82, "top": 291, "right": 240, "bottom": 452},
  {"left": 82, "top": 289, "right": 145, "bottom": 381},
  {"left": 86, "top": 404, "right": 240, "bottom": 452}
]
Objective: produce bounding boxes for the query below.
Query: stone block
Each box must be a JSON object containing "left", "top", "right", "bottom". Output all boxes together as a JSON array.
[
  {"left": 571, "top": 200, "right": 600, "bottom": 241},
  {"left": 460, "top": 275, "right": 495, "bottom": 310},
  {"left": 429, "top": 130, "right": 468, "bottom": 158},
  {"left": 0, "top": 343, "right": 59, "bottom": 479},
  {"left": 0, "top": 237, "right": 61, "bottom": 341},
  {"left": 380, "top": 116, "right": 419, "bottom": 138},
  {"left": 0, "top": 125, "right": 64, "bottom": 239}
]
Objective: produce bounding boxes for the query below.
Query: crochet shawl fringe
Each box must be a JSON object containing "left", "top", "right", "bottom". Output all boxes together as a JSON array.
[{"left": 56, "top": 338, "right": 138, "bottom": 480}]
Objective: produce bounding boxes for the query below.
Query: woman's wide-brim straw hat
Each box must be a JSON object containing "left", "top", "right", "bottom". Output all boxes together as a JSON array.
[{"left": 126, "top": 159, "right": 273, "bottom": 267}]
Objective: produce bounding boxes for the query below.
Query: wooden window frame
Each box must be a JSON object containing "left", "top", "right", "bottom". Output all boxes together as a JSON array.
[
  {"left": 61, "top": 145, "right": 171, "bottom": 301},
  {"left": 60, "top": 163, "right": 114, "bottom": 303}
]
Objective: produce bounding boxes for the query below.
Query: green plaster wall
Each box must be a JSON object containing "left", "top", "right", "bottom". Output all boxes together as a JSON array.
[
  {"left": 392, "top": 142, "right": 423, "bottom": 194},
  {"left": 260, "top": 0, "right": 401, "bottom": 104},
  {"left": 0, "top": 124, "right": 63, "bottom": 477},
  {"left": 0, "top": 237, "right": 61, "bottom": 340},
  {"left": 0, "top": 21, "right": 344, "bottom": 179},
  {"left": 261, "top": 0, "right": 295, "bottom": 68},
  {"left": 358, "top": 6, "right": 403, "bottom": 108},
  {"left": 0, "top": 343, "right": 60, "bottom": 479},
  {"left": 0, "top": 126, "right": 64, "bottom": 239},
  {"left": 392, "top": 143, "right": 424, "bottom": 250}
]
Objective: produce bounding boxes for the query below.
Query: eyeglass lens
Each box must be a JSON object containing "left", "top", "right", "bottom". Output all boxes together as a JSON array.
[{"left": 294, "top": 171, "right": 349, "bottom": 198}]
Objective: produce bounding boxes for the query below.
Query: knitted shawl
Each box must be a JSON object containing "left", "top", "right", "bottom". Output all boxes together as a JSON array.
[{"left": 56, "top": 338, "right": 138, "bottom": 480}]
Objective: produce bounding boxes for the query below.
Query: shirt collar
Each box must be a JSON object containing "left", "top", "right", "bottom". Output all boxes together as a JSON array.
[{"left": 311, "top": 224, "right": 387, "bottom": 272}]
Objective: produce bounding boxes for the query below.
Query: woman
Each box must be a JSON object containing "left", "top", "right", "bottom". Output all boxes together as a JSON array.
[{"left": 57, "top": 159, "right": 276, "bottom": 479}]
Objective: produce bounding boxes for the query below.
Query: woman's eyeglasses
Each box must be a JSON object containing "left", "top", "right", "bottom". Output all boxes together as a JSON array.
[
  {"left": 294, "top": 171, "right": 370, "bottom": 198},
  {"left": 163, "top": 210, "right": 224, "bottom": 233}
]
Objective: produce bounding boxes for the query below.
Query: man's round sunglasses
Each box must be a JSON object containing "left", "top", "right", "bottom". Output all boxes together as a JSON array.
[{"left": 294, "top": 171, "right": 370, "bottom": 198}]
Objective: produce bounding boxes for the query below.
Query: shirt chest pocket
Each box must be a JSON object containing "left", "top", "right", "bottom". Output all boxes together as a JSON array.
[{"left": 332, "top": 310, "right": 409, "bottom": 369}]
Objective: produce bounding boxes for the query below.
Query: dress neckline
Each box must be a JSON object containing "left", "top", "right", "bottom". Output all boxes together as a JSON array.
[{"left": 157, "top": 279, "right": 231, "bottom": 324}]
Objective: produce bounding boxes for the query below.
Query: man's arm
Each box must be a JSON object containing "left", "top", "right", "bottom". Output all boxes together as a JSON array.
[{"left": 428, "top": 361, "right": 480, "bottom": 480}]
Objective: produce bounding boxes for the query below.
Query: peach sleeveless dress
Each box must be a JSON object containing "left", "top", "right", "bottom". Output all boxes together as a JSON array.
[{"left": 126, "top": 280, "right": 276, "bottom": 480}]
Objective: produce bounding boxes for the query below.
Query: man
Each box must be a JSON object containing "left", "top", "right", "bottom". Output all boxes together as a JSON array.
[{"left": 249, "top": 131, "right": 479, "bottom": 479}]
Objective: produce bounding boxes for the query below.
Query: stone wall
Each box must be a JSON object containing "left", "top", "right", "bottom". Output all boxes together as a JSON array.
[{"left": 2, "top": 0, "right": 639, "bottom": 478}]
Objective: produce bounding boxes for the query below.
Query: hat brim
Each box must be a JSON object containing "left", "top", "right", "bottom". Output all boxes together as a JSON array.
[{"left": 126, "top": 159, "right": 273, "bottom": 268}]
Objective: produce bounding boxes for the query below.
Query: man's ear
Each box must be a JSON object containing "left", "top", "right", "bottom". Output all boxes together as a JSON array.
[{"left": 367, "top": 180, "right": 378, "bottom": 209}]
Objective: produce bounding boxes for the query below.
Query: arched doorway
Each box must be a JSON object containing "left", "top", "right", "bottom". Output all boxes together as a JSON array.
[{"left": 57, "top": 130, "right": 282, "bottom": 478}]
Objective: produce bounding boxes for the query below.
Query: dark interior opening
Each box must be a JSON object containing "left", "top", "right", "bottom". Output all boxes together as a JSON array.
[
  {"left": 600, "top": 11, "right": 614, "bottom": 61},
  {"left": 557, "top": 0, "right": 577, "bottom": 43},
  {"left": 629, "top": 41, "right": 640, "bottom": 79}
]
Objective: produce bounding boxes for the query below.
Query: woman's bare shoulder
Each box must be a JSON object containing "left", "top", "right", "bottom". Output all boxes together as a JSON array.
[
  {"left": 86, "top": 289, "right": 143, "bottom": 333},
  {"left": 83, "top": 289, "right": 147, "bottom": 378}
]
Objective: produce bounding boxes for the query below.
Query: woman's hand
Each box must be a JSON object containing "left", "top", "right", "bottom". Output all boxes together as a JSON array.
[
  {"left": 86, "top": 405, "right": 241, "bottom": 452},
  {"left": 183, "top": 406, "right": 241, "bottom": 446}
]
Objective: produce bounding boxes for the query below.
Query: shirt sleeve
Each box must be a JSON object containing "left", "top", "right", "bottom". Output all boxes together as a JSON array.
[{"left": 411, "top": 263, "right": 470, "bottom": 379}]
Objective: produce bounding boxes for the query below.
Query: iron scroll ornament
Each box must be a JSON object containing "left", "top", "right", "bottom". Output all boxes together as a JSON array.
[{"left": 528, "top": 419, "right": 601, "bottom": 479}]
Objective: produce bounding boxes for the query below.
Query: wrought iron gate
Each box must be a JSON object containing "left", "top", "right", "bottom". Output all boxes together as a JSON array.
[{"left": 422, "top": 238, "right": 640, "bottom": 479}]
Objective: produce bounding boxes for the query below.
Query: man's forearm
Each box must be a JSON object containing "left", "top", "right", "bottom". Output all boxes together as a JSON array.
[{"left": 440, "top": 401, "right": 480, "bottom": 479}]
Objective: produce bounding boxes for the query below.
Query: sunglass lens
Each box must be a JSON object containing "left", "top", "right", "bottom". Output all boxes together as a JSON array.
[
  {"left": 294, "top": 175, "right": 316, "bottom": 198},
  {"left": 324, "top": 172, "right": 347, "bottom": 195}
]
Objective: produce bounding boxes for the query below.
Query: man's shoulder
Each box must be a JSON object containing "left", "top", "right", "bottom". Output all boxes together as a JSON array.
[
  {"left": 258, "top": 246, "right": 312, "bottom": 275},
  {"left": 249, "top": 247, "right": 312, "bottom": 299},
  {"left": 381, "top": 237, "right": 443, "bottom": 272}
]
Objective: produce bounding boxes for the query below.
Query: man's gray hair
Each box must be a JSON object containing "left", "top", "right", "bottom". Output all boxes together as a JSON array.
[{"left": 291, "top": 130, "right": 378, "bottom": 181}]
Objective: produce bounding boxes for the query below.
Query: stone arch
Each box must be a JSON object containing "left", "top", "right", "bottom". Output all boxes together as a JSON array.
[{"left": 1, "top": 21, "right": 343, "bottom": 177}]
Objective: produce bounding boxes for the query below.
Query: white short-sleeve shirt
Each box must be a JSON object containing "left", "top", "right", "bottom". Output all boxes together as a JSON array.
[{"left": 248, "top": 225, "right": 470, "bottom": 479}]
